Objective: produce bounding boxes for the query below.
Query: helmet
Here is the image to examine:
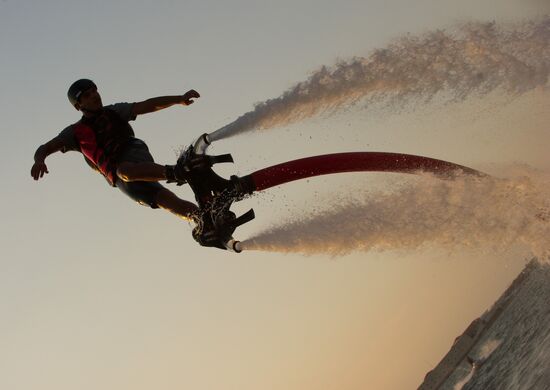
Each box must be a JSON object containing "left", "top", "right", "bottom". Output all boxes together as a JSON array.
[{"left": 67, "top": 79, "right": 97, "bottom": 108}]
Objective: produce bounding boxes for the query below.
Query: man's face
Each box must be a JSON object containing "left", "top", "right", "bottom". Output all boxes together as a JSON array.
[{"left": 77, "top": 86, "right": 103, "bottom": 112}]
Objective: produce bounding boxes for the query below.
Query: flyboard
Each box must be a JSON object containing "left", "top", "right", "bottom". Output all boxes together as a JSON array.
[{"left": 175, "top": 134, "right": 484, "bottom": 252}]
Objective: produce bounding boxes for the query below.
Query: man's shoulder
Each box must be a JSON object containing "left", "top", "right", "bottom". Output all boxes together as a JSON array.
[
  {"left": 104, "top": 102, "right": 128, "bottom": 111},
  {"left": 58, "top": 123, "right": 76, "bottom": 136},
  {"left": 56, "top": 122, "right": 81, "bottom": 153},
  {"left": 58, "top": 118, "right": 85, "bottom": 134},
  {"left": 105, "top": 102, "right": 136, "bottom": 122}
]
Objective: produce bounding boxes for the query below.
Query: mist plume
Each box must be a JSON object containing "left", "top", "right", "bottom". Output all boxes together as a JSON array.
[
  {"left": 210, "top": 18, "right": 550, "bottom": 141},
  {"left": 242, "top": 170, "right": 550, "bottom": 257}
]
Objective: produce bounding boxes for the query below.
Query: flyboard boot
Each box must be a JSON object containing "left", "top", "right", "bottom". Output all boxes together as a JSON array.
[{"left": 166, "top": 135, "right": 255, "bottom": 251}]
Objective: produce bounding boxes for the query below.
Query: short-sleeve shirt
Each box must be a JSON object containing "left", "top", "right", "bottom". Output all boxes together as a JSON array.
[
  {"left": 56, "top": 102, "right": 142, "bottom": 185},
  {"left": 57, "top": 102, "right": 137, "bottom": 153}
]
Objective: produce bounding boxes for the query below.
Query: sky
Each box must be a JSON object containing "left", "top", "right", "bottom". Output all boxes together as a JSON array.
[{"left": 1, "top": 1, "right": 549, "bottom": 389}]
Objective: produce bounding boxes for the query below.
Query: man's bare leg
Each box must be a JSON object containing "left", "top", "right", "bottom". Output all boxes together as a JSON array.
[
  {"left": 116, "top": 162, "right": 199, "bottom": 221},
  {"left": 155, "top": 188, "right": 199, "bottom": 222},
  {"left": 117, "top": 162, "right": 167, "bottom": 182}
]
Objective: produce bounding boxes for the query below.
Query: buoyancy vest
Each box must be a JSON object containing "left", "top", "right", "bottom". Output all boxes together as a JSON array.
[{"left": 73, "top": 108, "right": 135, "bottom": 186}]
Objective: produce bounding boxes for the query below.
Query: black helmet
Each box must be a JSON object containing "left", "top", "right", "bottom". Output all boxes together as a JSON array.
[{"left": 67, "top": 79, "right": 97, "bottom": 108}]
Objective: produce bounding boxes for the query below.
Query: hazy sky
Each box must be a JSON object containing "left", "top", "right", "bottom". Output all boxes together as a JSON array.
[{"left": 1, "top": 1, "right": 548, "bottom": 389}]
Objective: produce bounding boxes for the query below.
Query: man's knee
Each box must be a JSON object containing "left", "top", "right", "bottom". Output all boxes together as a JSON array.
[{"left": 116, "top": 162, "right": 134, "bottom": 182}]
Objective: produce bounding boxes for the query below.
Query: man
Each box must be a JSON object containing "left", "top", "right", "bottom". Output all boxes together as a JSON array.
[{"left": 31, "top": 79, "right": 200, "bottom": 222}]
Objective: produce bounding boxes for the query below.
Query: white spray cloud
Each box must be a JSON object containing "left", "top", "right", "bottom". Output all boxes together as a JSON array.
[
  {"left": 210, "top": 17, "right": 550, "bottom": 141},
  {"left": 242, "top": 168, "right": 550, "bottom": 257}
]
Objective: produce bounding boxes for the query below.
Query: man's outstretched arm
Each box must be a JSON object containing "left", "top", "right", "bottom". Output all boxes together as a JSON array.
[
  {"left": 132, "top": 89, "right": 200, "bottom": 117},
  {"left": 31, "top": 137, "right": 64, "bottom": 180}
]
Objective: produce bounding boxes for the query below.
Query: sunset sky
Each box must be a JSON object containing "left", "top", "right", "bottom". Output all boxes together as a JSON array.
[{"left": 1, "top": 1, "right": 549, "bottom": 389}]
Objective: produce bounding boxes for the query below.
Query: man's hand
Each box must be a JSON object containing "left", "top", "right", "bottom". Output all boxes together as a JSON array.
[
  {"left": 31, "top": 161, "right": 49, "bottom": 180},
  {"left": 182, "top": 90, "right": 200, "bottom": 106}
]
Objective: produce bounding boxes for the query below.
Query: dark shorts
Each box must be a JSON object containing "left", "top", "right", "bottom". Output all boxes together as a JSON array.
[{"left": 115, "top": 139, "right": 165, "bottom": 209}]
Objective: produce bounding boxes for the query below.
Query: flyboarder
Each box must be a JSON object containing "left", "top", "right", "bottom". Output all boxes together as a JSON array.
[{"left": 31, "top": 79, "right": 200, "bottom": 222}]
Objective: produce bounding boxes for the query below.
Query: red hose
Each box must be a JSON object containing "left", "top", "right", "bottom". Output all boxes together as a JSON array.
[{"left": 247, "top": 152, "right": 483, "bottom": 192}]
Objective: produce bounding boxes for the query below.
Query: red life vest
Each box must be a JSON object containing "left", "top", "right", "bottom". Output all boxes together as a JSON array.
[{"left": 73, "top": 108, "right": 135, "bottom": 186}]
